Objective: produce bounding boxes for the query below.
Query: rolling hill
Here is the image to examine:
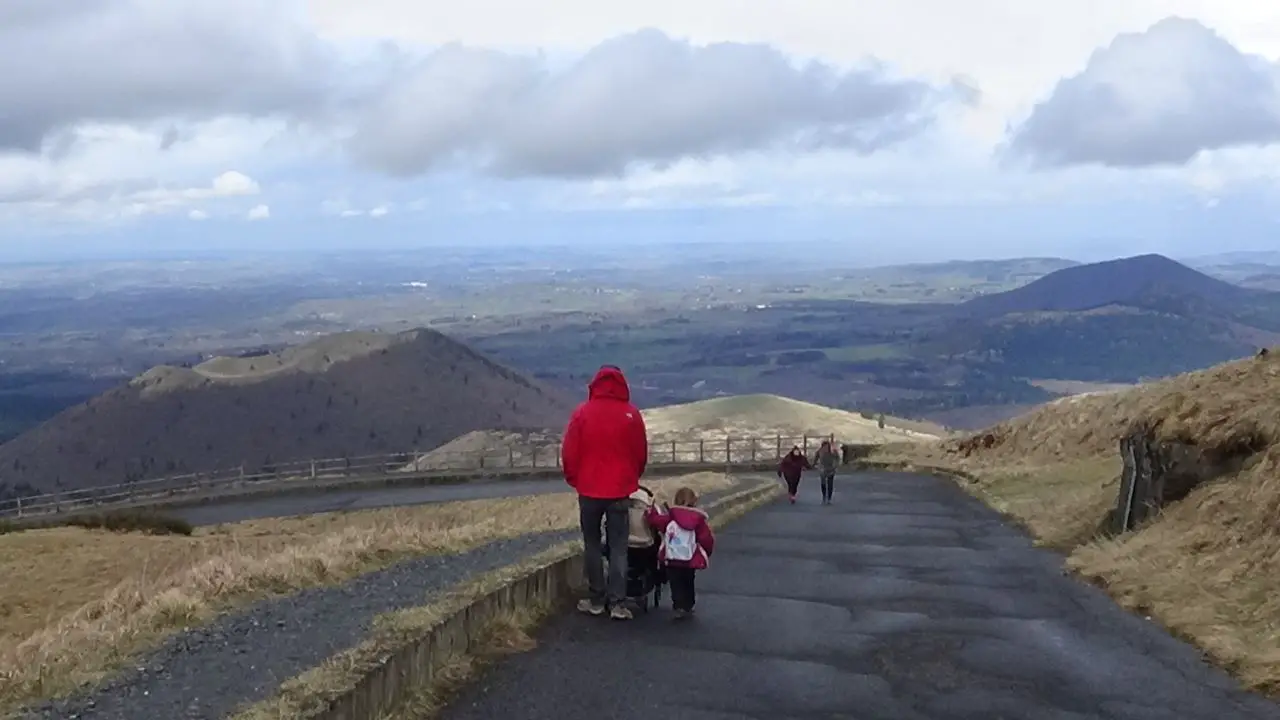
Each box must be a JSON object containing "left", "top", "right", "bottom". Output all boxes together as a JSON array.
[
  {"left": 960, "top": 253, "right": 1256, "bottom": 318},
  {"left": 930, "top": 254, "right": 1280, "bottom": 383},
  {"left": 0, "top": 328, "right": 575, "bottom": 498},
  {"left": 405, "top": 393, "right": 940, "bottom": 470}
]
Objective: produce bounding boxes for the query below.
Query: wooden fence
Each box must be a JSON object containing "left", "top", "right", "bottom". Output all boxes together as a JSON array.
[{"left": 0, "top": 433, "right": 843, "bottom": 520}]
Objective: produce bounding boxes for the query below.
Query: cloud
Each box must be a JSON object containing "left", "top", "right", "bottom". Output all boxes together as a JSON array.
[
  {"left": 368, "top": 204, "right": 390, "bottom": 217},
  {"left": 188, "top": 209, "right": 208, "bottom": 220},
  {"left": 1007, "top": 17, "right": 1280, "bottom": 168},
  {"left": 247, "top": 203, "right": 270, "bottom": 220},
  {"left": 348, "top": 29, "right": 970, "bottom": 179},
  {"left": 0, "top": 0, "right": 341, "bottom": 153}
]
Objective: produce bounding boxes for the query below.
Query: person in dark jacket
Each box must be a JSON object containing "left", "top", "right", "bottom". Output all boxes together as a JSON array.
[
  {"left": 561, "top": 364, "right": 649, "bottom": 621},
  {"left": 777, "top": 445, "right": 812, "bottom": 504},
  {"left": 814, "top": 439, "right": 840, "bottom": 505}
]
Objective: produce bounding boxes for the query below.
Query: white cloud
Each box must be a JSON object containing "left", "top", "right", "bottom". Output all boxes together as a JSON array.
[
  {"left": 1008, "top": 17, "right": 1280, "bottom": 168},
  {"left": 0, "top": 0, "right": 341, "bottom": 153},
  {"left": 188, "top": 209, "right": 209, "bottom": 220},
  {"left": 211, "top": 171, "right": 261, "bottom": 196},
  {"left": 247, "top": 203, "right": 270, "bottom": 220},
  {"left": 348, "top": 29, "right": 970, "bottom": 179},
  {"left": 368, "top": 204, "right": 390, "bottom": 217}
]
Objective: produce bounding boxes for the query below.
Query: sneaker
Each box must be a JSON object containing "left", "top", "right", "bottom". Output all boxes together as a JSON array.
[
  {"left": 610, "top": 604, "right": 634, "bottom": 621},
  {"left": 673, "top": 609, "right": 690, "bottom": 620},
  {"left": 577, "top": 599, "right": 605, "bottom": 616}
]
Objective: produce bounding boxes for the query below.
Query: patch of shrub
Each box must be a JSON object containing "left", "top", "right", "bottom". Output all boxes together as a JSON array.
[{"left": 0, "top": 510, "right": 193, "bottom": 536}]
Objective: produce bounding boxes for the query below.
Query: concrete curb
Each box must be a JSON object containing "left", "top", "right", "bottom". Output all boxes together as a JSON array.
[{"left": 307, "top": 478, "right": 782, "bottom": 720}]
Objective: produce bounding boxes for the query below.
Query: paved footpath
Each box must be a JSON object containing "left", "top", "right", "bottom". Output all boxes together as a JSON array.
[{"left": 442, "top": 471, "right": 1280, "bottom": 720}]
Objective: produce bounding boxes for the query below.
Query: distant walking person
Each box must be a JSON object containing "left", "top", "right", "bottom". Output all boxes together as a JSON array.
[
  {"left": 777, "top": 445, "right": 812, "bottom": 504},
  {"left": 561, "top": 364, "right": 649, "bottom": 621},
  {"left": 815, "top": 439, "right": 840, "bottom": 505}
]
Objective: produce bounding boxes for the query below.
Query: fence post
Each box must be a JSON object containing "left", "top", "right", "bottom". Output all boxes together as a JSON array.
[
  {"left": 776, "top": 434, "right": 782, "bottom": 460},
  {"left": 15, "top": 496, "right": 22, "bottom": 518},
  {"left": 239, "top": 465, "right": 246, "bottom": 481},
  {"left": 725, "top": 436, "right": 731, "bottom": 463},
  {"left": 670, "top": 440, "right": 677, "bottom": 463},
  {"left": 310, "top": 460, "right": 317, "bottom": 479},
  {"left": 750, "top": 438, "right": 757, "bottom": 462},
  {"left": 802, "top": 436, "right": 809, "bottom": 455},
  {"left": 509, "top": 447, "right": 515, "bottom": 468},
  {"left": 531, "top": 446, "right": 539, "bottom": 468},
  {"left": 698, "top": 440, "right": 705, "bottom": 463}
]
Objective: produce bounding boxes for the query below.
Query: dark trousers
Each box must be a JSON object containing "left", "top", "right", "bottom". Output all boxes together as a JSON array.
[
  {"left": 784, "top": 475, "right": 801, "bottom": 495},
  {"left": 667, "top": 566, "right": 697, "bottom": 611},
  {"left": 579, "top": 496, "right": 629, "bottom": 606},
  {"left": 820, "top": 471, "right": 835, "bottom": 500}
]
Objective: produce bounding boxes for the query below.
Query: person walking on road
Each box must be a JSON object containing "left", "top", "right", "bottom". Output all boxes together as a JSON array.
[
  {"left": 561, "top": 364, "right": 649, "bottom": 621},
  {"left": 645, "top": 486, "right": 716, "bottom": 620},
  {"left": 815, "top": 439, "right": 840, "bottom": 505},
  {"left": 777, "top": 445, "right": 812, "bottom": 504}
]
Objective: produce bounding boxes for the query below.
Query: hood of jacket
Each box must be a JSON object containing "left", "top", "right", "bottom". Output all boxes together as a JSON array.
[
  {"left": 587, "top": 365, "right": 631, "bottom": 402},
  {"left": 667, "top": 505, "right": 707, "bottom": 529}
]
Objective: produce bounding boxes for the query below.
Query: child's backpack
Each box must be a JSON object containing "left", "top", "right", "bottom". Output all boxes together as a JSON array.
[{"left": 662, "top": 519, "right": 698, "bottom": 562}]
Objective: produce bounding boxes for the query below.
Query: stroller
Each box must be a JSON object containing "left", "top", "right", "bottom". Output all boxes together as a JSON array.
[{"left": 601, "top": 484, "right": 666, "bottom": 612}]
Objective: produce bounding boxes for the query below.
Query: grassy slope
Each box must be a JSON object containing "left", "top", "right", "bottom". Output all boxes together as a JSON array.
[{"left": 874, "top": 349, "right": 1280, "bottom": 691}]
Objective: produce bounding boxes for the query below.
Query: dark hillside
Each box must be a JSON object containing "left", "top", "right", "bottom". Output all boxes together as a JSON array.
[{"left": 0, "top": 329, "right": 574, "bottom": 497}]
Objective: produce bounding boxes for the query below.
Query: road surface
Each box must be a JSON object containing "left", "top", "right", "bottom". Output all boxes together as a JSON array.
[
  {"left": 441, "top": 470, "right": 1280, "bottom": 720},
  {"left": 173, "top": 477, "right": 568, "bottom": 526}
]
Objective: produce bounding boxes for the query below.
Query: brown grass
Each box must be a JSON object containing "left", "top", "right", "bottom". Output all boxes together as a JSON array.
[
  {"left": 875, "top": 349, "right": 1280, "bottom": 691},
  {"left": 0, "top": 472, "right": 730, "bottom": 715}
]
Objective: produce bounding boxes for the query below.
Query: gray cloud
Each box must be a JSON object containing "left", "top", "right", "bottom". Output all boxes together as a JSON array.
[
  {"left": 0, "top": 0, "right": 340, "bottom": 153},
  {"left": 1008, "top": 17, "right": 1280, "bottom": 168},
  {"left": 348, "top": 29, "right": 969, "bottom": 178}
]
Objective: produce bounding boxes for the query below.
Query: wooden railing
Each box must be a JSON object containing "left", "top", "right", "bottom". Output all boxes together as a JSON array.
[{"left": 0, "top": 433, "right": 847, "bottom": 521}]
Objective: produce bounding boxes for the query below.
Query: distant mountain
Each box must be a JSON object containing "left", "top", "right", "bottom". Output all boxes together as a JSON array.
[
  {"left": 960, "top": 254, "right": 1255, "bottom": 318},
  {"left": 0, "top": 329, "right": 575, "bottom": 498},
  {"left": 927, "top": 254, "right": 1280, "bottom": 383}
]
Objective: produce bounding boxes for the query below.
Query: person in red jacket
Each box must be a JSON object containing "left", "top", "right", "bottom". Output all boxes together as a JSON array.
[
  {"left": 646, "top": 486, "right": 716, "bottom": 619},
  {"left": 561, "top": 364, "right": 649, "bottom": 620}
]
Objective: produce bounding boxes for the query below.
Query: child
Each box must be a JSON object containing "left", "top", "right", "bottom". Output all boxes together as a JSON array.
[
  {"left": 777, "top": 446, "right": 812, "bottom": 504},
  {"left": 646, "top": 487, "right": 716, "bottom": 619}
]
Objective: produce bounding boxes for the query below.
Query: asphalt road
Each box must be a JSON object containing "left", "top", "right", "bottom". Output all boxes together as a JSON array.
[
  {"left": 173, "top": 477, "right": 568, "bottom": 526},
  {"left": 442, "top": 470, "right": 1280, "bottom": 720}
]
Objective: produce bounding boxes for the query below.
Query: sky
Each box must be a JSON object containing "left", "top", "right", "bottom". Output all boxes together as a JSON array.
[{"left": 4, "top": 1, "right": 1280, "bottom": 264}]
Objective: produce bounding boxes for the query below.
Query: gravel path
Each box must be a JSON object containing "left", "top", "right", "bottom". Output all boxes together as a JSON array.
[{"left": 21, "top": 480, "right": 749, "bottom": 720}]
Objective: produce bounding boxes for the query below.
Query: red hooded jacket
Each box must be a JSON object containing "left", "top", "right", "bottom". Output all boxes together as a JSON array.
[
  {"left": 560, "top": 366, "right": 648, "bottom": 499},
  {"left": 645, "top": 504, "right": 715, "bottom": 570}
]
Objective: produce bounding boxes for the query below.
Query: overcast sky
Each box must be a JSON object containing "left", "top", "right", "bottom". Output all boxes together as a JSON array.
[{"left": 4, "top": 0, "right": 1280, "bottom": 263}]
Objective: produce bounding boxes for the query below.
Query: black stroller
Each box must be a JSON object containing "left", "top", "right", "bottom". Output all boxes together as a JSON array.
[{"left": 601, "top": 484, "right": 666, "bottom": 612}]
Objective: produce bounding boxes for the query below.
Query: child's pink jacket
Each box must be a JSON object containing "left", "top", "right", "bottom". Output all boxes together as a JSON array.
[{"left": 645, "top": 504, "right": 716, "bottom": 570}]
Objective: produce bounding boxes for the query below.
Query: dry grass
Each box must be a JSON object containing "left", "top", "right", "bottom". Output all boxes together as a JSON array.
[
  {"left": 228, "top": 545, "right": 570, "bottom": 720},
  {"left": 0, "top": 472, "right": 730, "bottom": 715},
  {"left": 642, "top": 394, "right": 939, "bottom": 442},
  {"left": 875, "top": 349, "right": 1280, "bottom": 691}
]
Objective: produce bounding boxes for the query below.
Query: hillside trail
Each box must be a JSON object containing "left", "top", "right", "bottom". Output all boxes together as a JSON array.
[{"left": 441, "top": 470, "right": 1280, "bottom": 720}]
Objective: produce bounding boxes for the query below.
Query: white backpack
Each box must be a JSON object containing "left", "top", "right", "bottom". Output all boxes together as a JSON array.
[{"left": 663, "top": 519, "right": 697, "bottom": 562}]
